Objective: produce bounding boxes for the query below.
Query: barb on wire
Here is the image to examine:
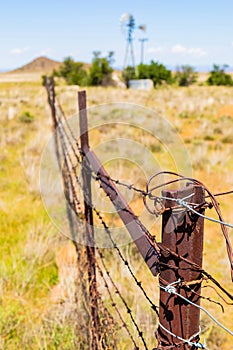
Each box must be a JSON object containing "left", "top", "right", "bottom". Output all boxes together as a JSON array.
[{"left": 94, "top": 173, "right": 147, "bottom": 196}]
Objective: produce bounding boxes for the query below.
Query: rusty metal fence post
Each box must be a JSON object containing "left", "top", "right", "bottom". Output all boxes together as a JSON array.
[
  {"left": 156, "top": 185, "right": 205, "bottom": 349},
  {"left": 78, "top": 91, "right": 99, "bottom": 350}
]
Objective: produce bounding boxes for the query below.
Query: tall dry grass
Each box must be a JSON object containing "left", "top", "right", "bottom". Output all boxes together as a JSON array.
[{"left": 0, "top": 80, "right": 233, "bottom": 349}]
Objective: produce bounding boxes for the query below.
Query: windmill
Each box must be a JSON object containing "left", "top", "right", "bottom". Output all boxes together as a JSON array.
[
  {"left": 120, "top": 14, "right": 148, "bottom": 68},
  {"left": 138, "top": 25, "right": 148, "bottom": 64},
  {"left": 120, "top": 13, "right": 136, "bottom": 69}
]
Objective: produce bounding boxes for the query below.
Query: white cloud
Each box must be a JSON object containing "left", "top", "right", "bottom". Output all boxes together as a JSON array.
[
  {"left": 38, "top": 48, "right": 51, "bottom": 56},
  {"left": 148, "top": 46, "right": 164, "bottom": 54},
  {"left": 10, "top": 47, "right": 29, "bottom": 55},
  {"left": 172, "top": 44, "right": 187, "bottom": 54},
  {"left": 188, "top": 47, "right": 207, "bottom": 56},
  {"left": 171, "top": 44, "right": 207, "bottom": 57}
]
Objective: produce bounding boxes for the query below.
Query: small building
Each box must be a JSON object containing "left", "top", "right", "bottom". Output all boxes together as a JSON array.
[{"left": 128, "top": 79, "right": 154, "bottom": 91}]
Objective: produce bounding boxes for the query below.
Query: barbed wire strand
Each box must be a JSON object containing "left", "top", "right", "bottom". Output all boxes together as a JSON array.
[
  {"left": 56, "top": 108, "right": 83, "bottom": 213},
  {"left": 55, "top": 105, "right": 82, "bottom": 163},
  {"left": 97, "top": 250, "right": 149, "bottom": 350},
  {"left": 56, "top": 100, "right": 82, "bottom": 160},
  {"left": 97, "top": 252, "right": 141, "bottom": 349},
  {"left": 93, "top": 206, "right": 159, "bottom": 315},
  {"left": 97, "top": 294, "right": 119, "bottom": 348},
  {"left": 159, "top": 280, "right": 233, "bottom": 337},
  {"left": 201, "top": 285, "right": 233, "bottom": 306},
  {"left": 183, "top": 283, "right": 225, "bottom": 313},
  {"left": 93, "top": 250, "right": 140, "bottom": 349}
]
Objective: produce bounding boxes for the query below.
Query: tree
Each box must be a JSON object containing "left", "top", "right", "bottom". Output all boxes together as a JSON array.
[
  {"left": 53, "top": 57, "right": 88, "bottom": 86},
  {"left": 88, "top": 51, "right": 114, "bottom": 86},
  {"left": 122, "top": 66, "right": 136, "bottom": 88},
  {"left": 207, "top": 64, "right": 233, "bottom": 86},
  {"left": 175, "top": 65, "right": 197, "bottom": 86},
  {"left": 137, "top": 61, "right": 173, "bottom": 87}
]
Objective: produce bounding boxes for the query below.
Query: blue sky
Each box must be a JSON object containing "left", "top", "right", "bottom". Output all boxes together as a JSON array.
[{"left": 1, "top": 0, "right": 233, "bottom": 70}]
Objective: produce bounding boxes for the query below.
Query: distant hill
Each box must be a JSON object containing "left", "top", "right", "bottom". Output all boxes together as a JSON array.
[{"left": 10, "top": 56, "right": 62, "bottom": 74}]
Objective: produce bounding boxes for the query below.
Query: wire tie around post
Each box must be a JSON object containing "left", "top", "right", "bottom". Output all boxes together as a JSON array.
[
  {"left": 158, "top": 323, "right": 208, "bottom": 349},
  {"left": 164, "top": 279, "right": 181, "bottom": 294}
]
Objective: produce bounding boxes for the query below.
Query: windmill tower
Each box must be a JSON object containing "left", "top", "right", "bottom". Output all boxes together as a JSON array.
[{"left": 120, "top": 13, "right": 136, "bottom": 69}]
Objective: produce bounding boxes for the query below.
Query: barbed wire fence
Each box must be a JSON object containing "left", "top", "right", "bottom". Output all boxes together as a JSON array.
[{"left": 45, "top": 77, "right": 233, "bottom": 349}]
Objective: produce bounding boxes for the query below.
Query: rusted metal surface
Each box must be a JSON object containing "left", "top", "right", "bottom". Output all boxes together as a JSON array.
[
  {"left": 45, "top": 77, "right": 57, "bottom": 129},
  {"left": 78, "top": 91, "right": 99, "bottom": 350},
  {"left": 156, "top": 185, "right": 205, "bottom": 349}
]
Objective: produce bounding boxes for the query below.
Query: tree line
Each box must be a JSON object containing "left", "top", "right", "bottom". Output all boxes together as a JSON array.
[{"left": 46, "top": 51, "right": 233, "bottom": 88}]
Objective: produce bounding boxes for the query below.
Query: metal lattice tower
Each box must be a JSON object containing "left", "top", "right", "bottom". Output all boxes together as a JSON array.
[{"left": 120, "top": 13, "right": 136, "bottom": 68}]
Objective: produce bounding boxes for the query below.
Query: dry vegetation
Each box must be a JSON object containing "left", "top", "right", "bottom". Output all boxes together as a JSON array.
[{"left": 0, "top": 75, "right": 233, "bottom": 349}]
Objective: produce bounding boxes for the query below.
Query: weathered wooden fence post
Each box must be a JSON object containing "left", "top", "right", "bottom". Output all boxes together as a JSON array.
[
  {"left": 78, "top": 91, "right": 99, "bottom": 350},
  {"left": 156, "top": 184, "right": 205, "bottom": 349}
]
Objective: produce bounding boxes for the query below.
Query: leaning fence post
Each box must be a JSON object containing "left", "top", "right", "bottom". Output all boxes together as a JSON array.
[
  {"left": 156, "top": 184, "right": 205, "bottom": 349},
  {"left": 78, "top": 91, "right": 99, "bottom": 350}
]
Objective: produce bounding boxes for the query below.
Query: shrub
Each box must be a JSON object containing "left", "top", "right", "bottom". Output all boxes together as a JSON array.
[
  {"left": 88, "top": 51, "right": 114, "bottom": 86},
  {"left": 122, "top": 66, "right": 136, "bottom": 88},
  {"left": 53, "top": 57, "right": 88, "bottom": 86},
  {"left": 19, "top": 111, "right": 35, "bottom": 123},
  {"left": 221, "top": 135, "right": 233, "bottom": 144},
  {"left": 150, "top": 143, "right": 162, "bottom": 153},
  {"left": 207, "top": 64, "right": 233, "bottom": 86},
  {"left": 204, "top": 135, "right": 215, "bottom": 141},
  {"left": 175, "top": 65, "right": 198, "bottom": 86},
  {"left": 137, "top": 61, "right": 173, "bottom": 87}
]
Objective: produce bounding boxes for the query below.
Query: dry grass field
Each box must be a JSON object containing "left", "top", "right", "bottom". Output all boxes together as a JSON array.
[{"left": 0, "top": 73, "right": 233, "bottom": 349}]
